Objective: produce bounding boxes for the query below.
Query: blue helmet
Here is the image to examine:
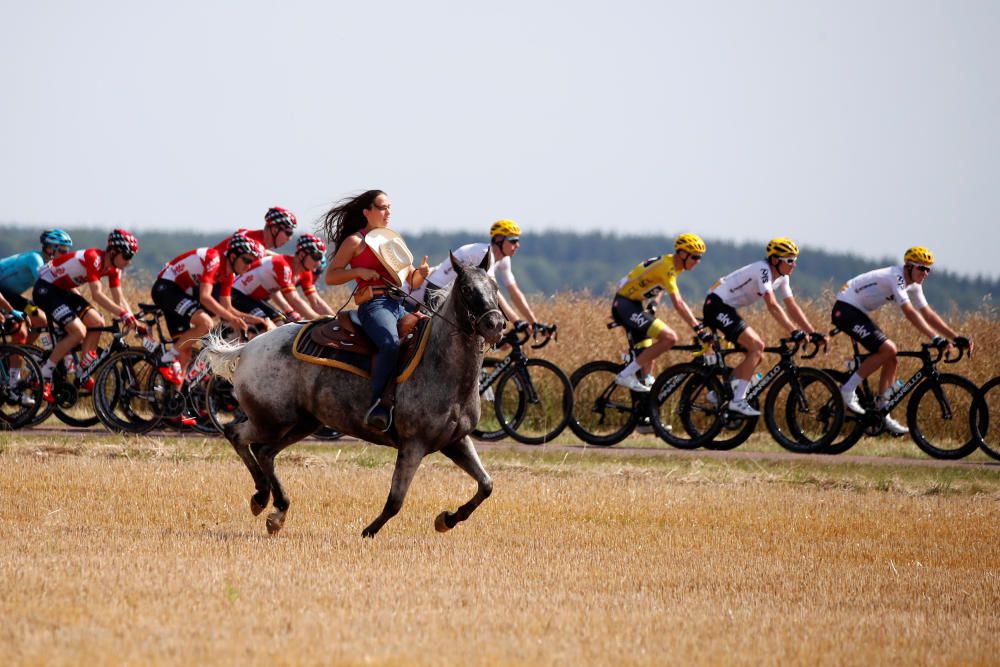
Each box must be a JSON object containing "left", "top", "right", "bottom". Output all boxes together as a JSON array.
[{"left": 40, "top": 229, "right": 73, "bottom": 248}]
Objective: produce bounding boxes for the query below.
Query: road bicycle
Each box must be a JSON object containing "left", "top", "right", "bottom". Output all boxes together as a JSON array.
[
  {"left": 972, "top": 376, "right": 1000, "bottom": 461},
  {"left": 818, "top": 330, "right": 976, "bottom": 459},
  {"left": 647, "top": 333, "right": 843, "bottom": 453},
  {"left": 472, "top": 321, "right": 572, "bottom": 445},
  {"left": 567, "top": 325, "right": 702, "bottom": 446}
]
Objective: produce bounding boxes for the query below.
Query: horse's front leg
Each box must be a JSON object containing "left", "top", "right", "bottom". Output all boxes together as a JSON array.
[
  {"left": 362, "top": 445, "right": 426, "bottom": 538},
  {"left": 435, "top": 435, "right": 493, "bottom": 533},
  {"left": 252, "top": 416, "right": 321, "bottom": 535}
]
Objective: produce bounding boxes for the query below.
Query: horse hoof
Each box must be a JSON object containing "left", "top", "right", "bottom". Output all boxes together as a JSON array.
[
  {"left": 250, "top": 497, "right": 266, "bottom": 516},
  {"left": 434, "top": 512, "right": 452, "bottom": 533},
  {"left": 266, "top": 510, "right": 286, "bottom": 535}
]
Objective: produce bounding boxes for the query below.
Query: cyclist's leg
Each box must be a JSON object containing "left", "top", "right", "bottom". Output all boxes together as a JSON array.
[
  {"left": 79, "top": 306, "right": 105, "bottom": 359},
  {"left": 610, "top": 296, "right": 657, "bottom": 390},
  {"left": 635, "top": 323, "right": 678, "bottom": 378},
  {"left": 733, "top": 326, "right": 764, "bottom": 399},
  {"left": 175, "top": 311, "right": 214, "bottom": 374},
  {"left": 831, "top": 301, "right": 892, "bottom": 411}
]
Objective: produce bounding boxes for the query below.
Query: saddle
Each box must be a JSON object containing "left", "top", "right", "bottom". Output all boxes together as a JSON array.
[{"left": 292, "top": 311, "right": 432, "bottom": 385}]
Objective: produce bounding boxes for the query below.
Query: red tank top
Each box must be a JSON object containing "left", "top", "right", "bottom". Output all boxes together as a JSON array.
[{"left": 352, "top": 229, "right": 398, "bottom": 290}]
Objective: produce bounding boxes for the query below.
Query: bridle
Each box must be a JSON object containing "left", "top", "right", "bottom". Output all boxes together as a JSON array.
[{"left": 404, "top": 277, "right": 503, "bottom": 339}]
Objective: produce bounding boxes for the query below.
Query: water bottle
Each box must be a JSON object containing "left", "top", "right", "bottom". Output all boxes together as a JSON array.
[
  {"left": 702, "top": 344, "right": 717, "bottom": 366},
  {"left": 39, "top": 332, "right": 52, "bottom": 350}
]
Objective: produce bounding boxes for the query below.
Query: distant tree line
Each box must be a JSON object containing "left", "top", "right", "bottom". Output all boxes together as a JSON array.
[{"left": 1, "top": 226, "right": 995, "bottom": 314}]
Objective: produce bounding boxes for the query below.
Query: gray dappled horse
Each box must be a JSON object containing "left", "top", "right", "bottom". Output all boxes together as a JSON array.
[{"left": 199, "top": 252, "right": 505, "bottom": 537}]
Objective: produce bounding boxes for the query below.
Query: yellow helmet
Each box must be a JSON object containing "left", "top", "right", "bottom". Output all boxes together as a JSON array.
[
  {"left": 903, "top": 246, "right": 934, "bottom": 266},
  {"left": 674, "top": 233, "right": 706, "bottom": 255},
  {"left": 766, "top": 237, "right": 799, "bottom": 258},
  {"left": 489, "top": 219, "right": 521, "bottom": 239}
]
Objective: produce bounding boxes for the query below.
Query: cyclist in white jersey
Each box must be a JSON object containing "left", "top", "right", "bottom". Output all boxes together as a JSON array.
[
  {"left": 830, "top": 246, "right": 972, "bottom": 435},
  {"left": 412, "top": 219, "right": 536, "bottom": 326},
  {"left": 702, "top": 237, "right": 825, "bottom": 417}
]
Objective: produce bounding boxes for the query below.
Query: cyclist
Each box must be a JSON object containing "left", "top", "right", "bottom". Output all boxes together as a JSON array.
[
  {"left": 611, "top": 233, "right": 713, "bottom": 392},
  {"left": 830, "top": 246, "right": 971, "bottom": 435},
  {"left": 152, "top": 232, "right": 265, "bottom": 385},
  {"left": 208, "top": 206, "right": 298, "bottom": 304},
  {"left": 0, "top": 229, "right": 75, "bottom": 345},
  {"left": 231, "top": 233, "right": 334, "bottom": 329},
  {"left": 323, "top": 189, "right": 430, "bottom": 432},
  {"left": 413, "top": 219, "right": 536, "bottom": 326},
  {"left": 31, "top": 229, "right": 143, "bottom": 403},
  {"left": 701, "top": 237, "right": 825, "bottom": 417}
]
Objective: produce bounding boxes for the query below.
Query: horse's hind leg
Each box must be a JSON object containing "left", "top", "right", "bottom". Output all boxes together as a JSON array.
[
  {"left": 362, "top": 445, "right": 426, "bottom": 538},
  {"left": 251, "top": 415, "right": 321, "bottom": 535},
  {"left": 224, "top": 421, "right": 271, "bottom": 516},
  {"left": 435, "top": 435, "right": 493, "bottom": 533}
]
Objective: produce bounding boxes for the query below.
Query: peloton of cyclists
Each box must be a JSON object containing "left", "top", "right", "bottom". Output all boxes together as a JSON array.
[
  {"left": 830, "top": 246, "right": 972, "bottom": 435},
  {"left": 611, "top": 233, "right": 714, "bottom": 392},
  {"left": 152, "top": 232, "right": 265, "bottom": 386},
  {"left": 413, "top": 219, "right": 538, "bottom": 326},
  {"left": 230, "top": 233, "right": 334, "bottom": 329},
  {"left": 31, "top": 229, "right": 144, "bottom": 403},
  {"left": 701, "top": 237, "right": 826, "bottom": 417}
]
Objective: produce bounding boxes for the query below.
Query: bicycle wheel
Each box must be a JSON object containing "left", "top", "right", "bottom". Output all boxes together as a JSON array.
[
  {"left": 765, "top": 368, "right": 845, "bottom": 453},
  {"left": 495, "top": 358, "right": 572, "bottom": 445},
  {"left": 472, "top": 358, "right": 522, "bottom": 441},
  {"left": 205, "top": 375, "right": 245, "bottom": 433},
  {"left": 698, "top": 370, "right": 758, "bottom": 451},
  {"left": 20, "top": 346, "right": 55, "bottom": 426},
  {"left": 810, "top": 369, "right": 869, "bottom": 455},
  {"left": 972, "top": 376, "right": 1000, "bottom": 461},
  {"left": 907, "top": 374, "right": 979, "bottom": 460},
  {"left": 0, "top": 344, "right": 44, "bottom": 429},
  {"left": 51, "top": 362, "right": 99, "bottom": 428},
  {"left": 93, "top": 349, "right": 162, "bottom": 434},
  {"left": 648, "top": 363, "right": 726, "bottom": 449},
  {"left": 568, "top": 360, "right": 639, "bottom": 446}
]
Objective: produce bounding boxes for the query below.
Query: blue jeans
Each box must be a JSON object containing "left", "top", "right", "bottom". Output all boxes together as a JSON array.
[{"left": 358, "top": 296, "right": 405, "bottom": 402}]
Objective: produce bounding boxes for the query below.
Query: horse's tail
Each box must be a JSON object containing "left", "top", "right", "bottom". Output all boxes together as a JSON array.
[{"left": 197, "top": 330, "right": 247, "bottom": 382}]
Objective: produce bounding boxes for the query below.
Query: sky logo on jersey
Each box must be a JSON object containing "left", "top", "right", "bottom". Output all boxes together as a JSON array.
[
  {"left": 715, "top": 312, "right": 733, "bottom": 327},
  {"left": 629, "top": 312, "right": 647, "bottom": 327},
  {"left": 852, "top": 323, "right": 871, "bottom": 338}
]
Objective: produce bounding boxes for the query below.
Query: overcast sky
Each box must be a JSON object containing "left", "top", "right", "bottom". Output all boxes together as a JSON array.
[{"left": 2, "top": 1, "right": 997, "bottom": 278}]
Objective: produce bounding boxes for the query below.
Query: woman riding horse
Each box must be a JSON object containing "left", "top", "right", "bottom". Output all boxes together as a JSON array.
[{"left": 322, "top": 190, "right": 430, "bottom": 432}]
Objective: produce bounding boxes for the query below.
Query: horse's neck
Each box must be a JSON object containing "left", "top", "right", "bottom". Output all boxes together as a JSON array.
[{"left": 426, "top": 294, "right": 484, "bottom": 375}]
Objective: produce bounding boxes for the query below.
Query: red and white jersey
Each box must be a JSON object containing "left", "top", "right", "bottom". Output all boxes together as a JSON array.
[
  {"left": 233, "top": 255, "right": 316, "bottom": 300},
  {"left": 708, "top": 260, "right": 792, "bottom": 309},
  {"left": 157, "top": 247, "right": 233, "bottom": 296},
  {"left": 837, "top": 265, "right": 928, "bottom": 313},
  {"left": 38, "top": 248, "right": 122, "bottom": 290}
]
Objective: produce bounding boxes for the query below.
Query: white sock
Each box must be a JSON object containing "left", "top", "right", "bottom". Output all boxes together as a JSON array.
[
  {"left": 842, "top": 372, "right": 862, "bottom": 394},
  {"left": 618, "top": 360, "right": 641, "bottom": 378},
  {"left": 734, "top": 379, "right": 750, "bottom": 401}
]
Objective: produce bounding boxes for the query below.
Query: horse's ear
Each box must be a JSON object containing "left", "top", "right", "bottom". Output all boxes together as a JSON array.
[
  {"left": 449, "top": 250, "right": 463, "bottom": 275},
  {"left": 478, "top": 248, "right": 493, "bottom": 271}
]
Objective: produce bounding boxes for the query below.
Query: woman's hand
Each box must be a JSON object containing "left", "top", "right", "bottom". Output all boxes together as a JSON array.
[
  {"left": 415, "top": 256, "right": 430, "bottom": 279},
  {"left": 357, "top": 268, "right": 382, "bottom": 281}
]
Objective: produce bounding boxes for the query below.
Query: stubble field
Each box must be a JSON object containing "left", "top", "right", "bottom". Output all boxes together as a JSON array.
[{"left": 1, "top": 432, "right": 997, "bottom": 666}]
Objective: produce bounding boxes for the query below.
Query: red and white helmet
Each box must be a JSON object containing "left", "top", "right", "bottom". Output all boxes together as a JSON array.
[
  {"left": 107, "top": 229, "right": 139, "bottom": 255},
  {"left": 264, "top": 206, "right": 297, "bottom": 230},
  {"left": 296, "top": 233, "right": 327, "bottom": 258}
]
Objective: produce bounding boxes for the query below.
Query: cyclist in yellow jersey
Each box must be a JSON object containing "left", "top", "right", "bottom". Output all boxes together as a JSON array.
[{"left": 611, "top": 233, "right": 713, "bottom": 392}]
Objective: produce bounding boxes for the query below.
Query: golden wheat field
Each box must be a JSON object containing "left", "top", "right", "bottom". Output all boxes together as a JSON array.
[
  {"left": 1, "top": 433, "right": 998, "bottom": 666},
  {"left": 2, "top": 286, "right": 998, "bottom": 664}
]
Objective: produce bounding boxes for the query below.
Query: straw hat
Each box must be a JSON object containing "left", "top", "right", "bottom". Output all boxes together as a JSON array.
[{"left": 364, "top": 227, "right": 413, "bottom": 287}]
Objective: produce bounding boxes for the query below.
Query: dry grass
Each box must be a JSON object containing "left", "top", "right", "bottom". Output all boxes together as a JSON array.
[{"left": 1, "top": 433, "right": 998, "bottom": 666}]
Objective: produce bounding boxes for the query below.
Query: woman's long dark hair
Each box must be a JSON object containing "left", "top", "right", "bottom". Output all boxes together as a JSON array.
[{"left": 319, "top": 189, "right": 385, "bottom": 250}]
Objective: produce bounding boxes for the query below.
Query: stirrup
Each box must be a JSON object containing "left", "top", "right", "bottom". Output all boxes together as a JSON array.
[{"left": 365, "top": 400, "right": 393, "bottom": 433}]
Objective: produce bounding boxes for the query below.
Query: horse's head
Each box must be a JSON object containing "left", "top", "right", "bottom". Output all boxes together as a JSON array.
[{"left": 450, "top": 250, "right": 505, "bottom": 345}]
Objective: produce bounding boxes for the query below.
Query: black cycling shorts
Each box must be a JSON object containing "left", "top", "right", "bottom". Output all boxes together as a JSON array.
[
  {"left": 231, "top": 289, "right": 281, "bottom": 321},
  {"left": 31, "top": 280, "right": 92, "bottom": 327},
  {"left": 831, "top": 300, "right": 888, "bottom": 353},
  {"left": 611, "top": 296, "right": 665, "bottom": 347},
  {"left": 152, "top": 278, "right": 204, "bottom": 337},
  {"left": 0, "top": 286, "right": 30, "bottom": 312},
  {"left": 702, "top": 293, "right": 748, "bottom": 343}
]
